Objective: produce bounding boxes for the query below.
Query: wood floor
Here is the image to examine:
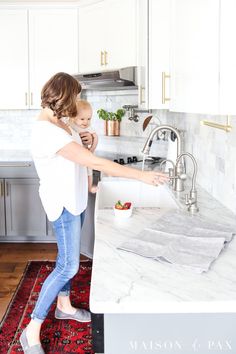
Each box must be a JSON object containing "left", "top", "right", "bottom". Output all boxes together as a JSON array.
[{"left": 0, "top": 243, "right": 88, "bottom": 321}]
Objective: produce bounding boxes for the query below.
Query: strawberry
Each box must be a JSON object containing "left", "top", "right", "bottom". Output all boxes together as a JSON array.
[{"left": 123, "top": 202, "right": 132, "bottom": 209}]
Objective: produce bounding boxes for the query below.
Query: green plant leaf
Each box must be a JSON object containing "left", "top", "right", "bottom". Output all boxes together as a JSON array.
[{"left": 97, "top": 108, "right": 125, "bottom": 121}]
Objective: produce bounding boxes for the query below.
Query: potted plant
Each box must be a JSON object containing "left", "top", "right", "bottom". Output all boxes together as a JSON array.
[{"left": 97, "top": 108, "right": 125, "bottom": 136}]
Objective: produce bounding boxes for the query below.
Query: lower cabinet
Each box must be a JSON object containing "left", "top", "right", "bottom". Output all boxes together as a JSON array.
[
  {"left": 0, "top": 165, "right": 99, "bottom": 248},
  {"left": 0, "top": 177, "right": 54, "bottom": 242},
  {"left": 0, "top": 179, "right": 5, "bottom": 236}
]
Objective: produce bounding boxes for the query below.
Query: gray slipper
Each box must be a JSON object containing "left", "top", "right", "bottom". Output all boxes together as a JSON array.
[
  {"left": 19, "top": 328, "right": 45, "bottom": 354},
  {"left": 55, "top": 307, "right": 91, "bottom": 322}
]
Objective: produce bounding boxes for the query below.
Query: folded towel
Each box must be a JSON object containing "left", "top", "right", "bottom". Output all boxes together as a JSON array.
[
  {"left": 117, "top": 229, "right": 226, "bottom": 273},
  {"left": 150, "top": 210, "right": 235, "bottom": 242}
]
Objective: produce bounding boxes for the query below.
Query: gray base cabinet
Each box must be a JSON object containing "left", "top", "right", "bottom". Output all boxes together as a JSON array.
[
  {"left": 0, "top": 163, "right": 55, "bottom": 242},
  {"left": 0, "top": 179, "right": 5, "bottom": 236},
  {"left": 0, "top": 163, "right": 98, "bottom": 248},
  {"left": 4, "top": 178, "right": 47, "bottom": 238}
]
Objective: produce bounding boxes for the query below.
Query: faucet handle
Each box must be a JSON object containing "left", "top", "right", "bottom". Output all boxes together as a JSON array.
[
  {"left": 179, "top": 173, "right": 187, "bottom": 181},
  {"left": 185, "top": 193, "right": 190, "bottom": 205}
]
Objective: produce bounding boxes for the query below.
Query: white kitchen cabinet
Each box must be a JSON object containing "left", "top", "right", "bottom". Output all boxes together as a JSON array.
[
  {"left": 219, "top": 0, "right": 236, "bottom": 115},
  {"left": 78, "top": 0, "right": 137, "bottom": 74},
  {"left": 170, "top": 0, "right": 220, "bottom": 114},
  {"left": 137, "top": 0, "right": 149, "bottom": 108},
  {"left": 137, "top": 0, "right": 171, "bottom": 110},
  {"left": 29, "top": 9, "right": 78, "bottom": 109},
  {"left": 0, "top": 9, "right": 28, "bottom": 109},
  {"left": 78, "top": 1, "right": 105, "bottom": 73},
  {"left": 105, "top": 0, "right": 137, "bottom": 70},
  {"left": 0, "top": 7, "right": 78, "bottom": 110},
  {"left": 149, "top": 0, "right": 171, "bottom": 109}
]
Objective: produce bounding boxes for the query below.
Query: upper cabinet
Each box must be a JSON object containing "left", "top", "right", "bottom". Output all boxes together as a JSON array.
[
  {"left": 219, "top": 0, "right": 236, "bottom": 115},
  {"left": 29, "top": 9, "right": 78, "bottom": 109},
  {"left": 0, "top": 9, "right": 28, "bottom": 109},
  {"left": 136, "top": 0, "right": 171, "bottom": 110},
  {"left": 78, "top": 0, "right": 137, "bottom": 74},
  {"left": 169, "top": 0, "right": 220, "bottom": 115},
  {"left": 137, "top": 0, "right": 149, "bottom": 109},
  {"left": 0, "top": 7, "right": 78, "bottom": 110},
  {"left": 149, "top": 0, "right": 171, "bottom": 109}
]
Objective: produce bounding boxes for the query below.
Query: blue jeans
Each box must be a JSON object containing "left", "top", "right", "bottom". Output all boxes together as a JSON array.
[{"left": 31, "top": 208, "right": 85, "bottom": 323}]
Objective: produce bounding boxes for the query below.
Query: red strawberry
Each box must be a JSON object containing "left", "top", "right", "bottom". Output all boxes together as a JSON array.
[{"left": 123, "top": 202, "right": 132, "bottom": 209}]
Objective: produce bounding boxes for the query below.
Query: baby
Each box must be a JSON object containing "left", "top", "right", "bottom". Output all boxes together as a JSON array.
[{"left": 69, "top": 99, "right": 98, "bottom": 193}]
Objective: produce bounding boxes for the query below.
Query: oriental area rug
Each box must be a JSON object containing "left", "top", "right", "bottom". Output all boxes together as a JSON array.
[{"left": 0, "top": 261, "right": 94, "bottom": 353}]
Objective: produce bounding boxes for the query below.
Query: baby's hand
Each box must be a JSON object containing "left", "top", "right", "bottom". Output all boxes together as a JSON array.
[
  {"left": 89, "top": 185, "right": 98, "bottom": 194},
  {"left": 79, "top": 132, "right": 93, "bottom": 146}
]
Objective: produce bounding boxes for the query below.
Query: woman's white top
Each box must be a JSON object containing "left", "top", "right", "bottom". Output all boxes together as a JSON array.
[{"left": 31, "top": 121, "right": 88, "bottom": 222}]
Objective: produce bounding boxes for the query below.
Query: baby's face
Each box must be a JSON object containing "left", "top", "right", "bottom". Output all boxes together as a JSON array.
[{"left": 74, "top": 107, "right": 92, "bottom": 129}]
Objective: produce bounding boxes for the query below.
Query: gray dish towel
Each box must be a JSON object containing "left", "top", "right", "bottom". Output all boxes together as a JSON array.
[
  {"left": 150, "top": 210, "right": 235, "bottom": 242},
  {"left": 117, "top": 229, "right": 226, "bottom": 273}
]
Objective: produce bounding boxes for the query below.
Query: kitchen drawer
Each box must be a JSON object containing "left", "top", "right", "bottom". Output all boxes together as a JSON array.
[{"left": 0, "top": 161, "right": 37, "bottom": 178}]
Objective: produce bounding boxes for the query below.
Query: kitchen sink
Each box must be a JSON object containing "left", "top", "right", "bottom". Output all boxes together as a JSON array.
[{"left": 96, "top": 178, "right": 180, "bottom": 210}]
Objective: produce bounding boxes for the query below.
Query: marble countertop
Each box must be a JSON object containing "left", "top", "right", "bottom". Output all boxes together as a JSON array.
[
  {"left": 90, "top": 180, "right": 236, "bottom": 314},
  {"left": 0, "top": 149, "right": 33, "bottom": 162}
]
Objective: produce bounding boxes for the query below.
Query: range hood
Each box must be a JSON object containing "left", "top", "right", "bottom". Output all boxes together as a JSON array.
[{"left": 73, "top": 67, "right": 137, "bottom": 91}]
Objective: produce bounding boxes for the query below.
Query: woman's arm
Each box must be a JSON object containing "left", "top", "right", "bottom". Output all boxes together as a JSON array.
[{"left": 58, "top": 141, "right": 169, "bottom": 186}]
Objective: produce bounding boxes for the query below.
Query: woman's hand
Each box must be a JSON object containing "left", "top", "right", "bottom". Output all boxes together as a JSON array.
[
  {"left": 79, "top": 132, "right": 93, "bottom": 146},
  {"left": 139, "top": 171, "right": 170, "bottom": 186}
]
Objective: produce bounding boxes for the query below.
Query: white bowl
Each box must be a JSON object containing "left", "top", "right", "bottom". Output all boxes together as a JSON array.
[{"left": 113, "top": 206, "right": 133, "bottom": 218}]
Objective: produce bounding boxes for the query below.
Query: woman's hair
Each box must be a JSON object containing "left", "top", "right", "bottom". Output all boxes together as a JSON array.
[{"left": 41, "top": 72, "right": 81, "bottom": 119}]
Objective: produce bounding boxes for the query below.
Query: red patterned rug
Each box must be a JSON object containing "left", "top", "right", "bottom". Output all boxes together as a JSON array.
[{"left": 0, "top": 261, "right": 94, "bottom": 353}]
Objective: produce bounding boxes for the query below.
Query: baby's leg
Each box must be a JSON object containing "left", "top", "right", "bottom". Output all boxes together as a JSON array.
[{"left": 88, "top": 174, "right": 98, "bottom": 194}]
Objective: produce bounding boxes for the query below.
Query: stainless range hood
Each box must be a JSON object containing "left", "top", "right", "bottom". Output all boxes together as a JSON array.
[{"left": 73, "top": 67, "right": 137, "bottom": 91}]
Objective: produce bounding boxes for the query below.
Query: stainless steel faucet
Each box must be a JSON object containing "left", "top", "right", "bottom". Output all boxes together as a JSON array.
[
  {"left": 142, "top": 125, "right": 185, "bottom": 192},
  {"left": 176, "top": 152, "right": 199, "bottom": 213}
]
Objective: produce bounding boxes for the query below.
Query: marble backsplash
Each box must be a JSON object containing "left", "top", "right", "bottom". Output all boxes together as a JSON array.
[
  {"left": 164, "top": 111, "right": 236, "bottom": 214},
  {"left": 0, "top": 89, "right": 235, "bottom": 214}
]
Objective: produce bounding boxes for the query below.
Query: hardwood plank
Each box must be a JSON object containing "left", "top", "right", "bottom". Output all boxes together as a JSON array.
[{"left": 0, "top": 243, "right": 57, "bottom": 321}]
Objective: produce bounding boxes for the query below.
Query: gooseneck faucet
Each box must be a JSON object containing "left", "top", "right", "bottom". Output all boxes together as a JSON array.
[
  {"left": 142, "top": 125, "right": 185, "bottom": 192},
  {"left": 176, "top": 152, "right": 199, "bottom": 213}
]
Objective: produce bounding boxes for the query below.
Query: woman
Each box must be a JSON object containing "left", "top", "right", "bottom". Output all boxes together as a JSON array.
[{"left": 20, "top": 72, "right": 168, "bottom": 353}]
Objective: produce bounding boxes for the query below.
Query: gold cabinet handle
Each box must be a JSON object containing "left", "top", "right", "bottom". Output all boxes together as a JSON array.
[
  {"left": 139, "top": 85, "right": 145, "bottom": 105},
  {"left": 25, "top": 92, "right": 28, "bottom": 106},
  {"left": 0, "top": 181, "right": 4, "bottom": 197},
  {"left": 162, "top": 72, "right": 170, "bottom": 104},
  {"left": 100, "top": 51, "right": 104, "bottom": 66},
  {"left": 104, "top": 51, "right": 108, "bottom": 65},
  {"left": 30, "top": 92, "right": 33, "bottom": 106}
]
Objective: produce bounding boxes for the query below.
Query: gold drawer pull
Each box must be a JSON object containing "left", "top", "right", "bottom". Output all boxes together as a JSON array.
[
  {"left": 140, "top": 85, "right": 145, "bottom": 104},
  {"left": 162, "top": 72, "right": 170, "bottom": 104},
  {"left": 104, "top": 51, "right": 108, "bottom": 65},
  {"left": 100, "top": 51, "right": 104, "bottom": 66}
]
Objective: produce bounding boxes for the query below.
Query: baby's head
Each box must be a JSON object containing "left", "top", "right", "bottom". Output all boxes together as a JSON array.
[{"left": 74, "top": 99, "right": 93, "bottom": 129}]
